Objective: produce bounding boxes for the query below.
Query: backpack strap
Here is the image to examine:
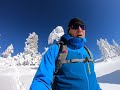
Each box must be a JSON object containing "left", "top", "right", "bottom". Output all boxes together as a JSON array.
[
  {"left": 55, "top": 41, "right": 68, "bottom": 74},
  {"left": 84, "top": 46, "right": 93, "bottom": 60},
  {"left": 55, "top": 44, "right": 94, "bottom": 74}
]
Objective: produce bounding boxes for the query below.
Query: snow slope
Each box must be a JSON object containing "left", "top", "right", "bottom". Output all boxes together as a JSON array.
[
  {"left": 0, "top": 56, "right": 120, "bottom": 90},
  {"left": 95, "top": 56, "right": 120, "bottom": 89}
]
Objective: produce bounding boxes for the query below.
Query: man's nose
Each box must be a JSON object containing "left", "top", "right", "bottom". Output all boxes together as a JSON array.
[{"left": 77, "top": 26, "right": 83, "bottom": 31}]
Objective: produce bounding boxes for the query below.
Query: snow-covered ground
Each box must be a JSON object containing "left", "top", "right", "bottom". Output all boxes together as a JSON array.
[
  {"left": 0, "top": 56, "right": 120, "bottom": 90},
  {"left": 95, "top": 56, "right": 120, "bottom": 89},
  {"left": 0, "top": 59, "right": 36, "bottom": 90}
]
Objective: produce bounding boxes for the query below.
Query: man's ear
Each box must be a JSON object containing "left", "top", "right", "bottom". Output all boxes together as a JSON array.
[
  {"left": 68, "top": 29, "right": 70, "bottom": 34},
  {"left": 67, "top": 28, "right": 69, "bottom": 34},
  {"left": 68, "top": 31, "right": 72, "bottom": 37}
]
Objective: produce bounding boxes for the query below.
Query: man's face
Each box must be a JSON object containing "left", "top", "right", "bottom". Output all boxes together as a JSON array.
[{"left": 69, "top": 25, "right": 85, "bottom": 38}]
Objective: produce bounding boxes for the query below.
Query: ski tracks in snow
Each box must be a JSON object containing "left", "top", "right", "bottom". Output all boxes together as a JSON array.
[{"left": 13, "top": 65, "right": 26, "bottom": 90}]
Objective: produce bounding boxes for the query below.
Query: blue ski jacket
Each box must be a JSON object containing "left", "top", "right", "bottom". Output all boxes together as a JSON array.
[{"left": 30, "top": 34, "right": 101, "bottom": 90}]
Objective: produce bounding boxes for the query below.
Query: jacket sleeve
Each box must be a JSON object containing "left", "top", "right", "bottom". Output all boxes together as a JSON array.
[{"left": 30, "top": 44, "right": 59, "bottom": 90}]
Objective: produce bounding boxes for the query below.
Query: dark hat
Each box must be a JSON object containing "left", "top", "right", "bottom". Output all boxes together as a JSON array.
[
  {"left": 68, "top": 18, "right": 84, "bottom": 27},
  {"left": 68, "top": 18, "right": 85, "bottom": 33}
]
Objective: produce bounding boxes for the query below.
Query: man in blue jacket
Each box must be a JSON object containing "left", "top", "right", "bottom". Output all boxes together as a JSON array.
[{"left": 30, "top": 18, "right": 101, "bottom": 90}]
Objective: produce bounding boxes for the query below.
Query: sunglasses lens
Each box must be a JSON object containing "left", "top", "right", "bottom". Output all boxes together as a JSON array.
[
  {"left": 72, "top": 24, "right": 85, "bottom": 30},
  {"left": 72, "top": 24, "right": 79, "bottom": 29},
  {"left": 80, "top": 25, "right": 86, "bottom": 30}
]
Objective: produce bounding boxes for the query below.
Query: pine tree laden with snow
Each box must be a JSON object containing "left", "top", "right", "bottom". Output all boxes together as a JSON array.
[
  {"left": 97, "top": 38, "right": 119, "bottom": 61},
  {"left": 23, "top": 32, "right": 42, "bottom": 65},
  {"left": 1, "top": 44, "right": 14, "bottom": 58},
  {"left": 48, "top": 26, "right": 64, "bottom": 44},
  {"left": 13, "top": 32, "right": 42, "bottom": 66},
  {"left": 112, "top": 39, "right": 120, "bottom": 55}
]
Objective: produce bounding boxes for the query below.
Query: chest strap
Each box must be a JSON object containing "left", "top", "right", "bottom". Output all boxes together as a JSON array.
[{"left": 61, "top": 58, "right": 93, "bottom": 64}]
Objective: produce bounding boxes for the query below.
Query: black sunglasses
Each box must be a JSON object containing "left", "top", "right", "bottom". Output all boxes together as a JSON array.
[{"left": 71, "top": 23, "right": 86, "bottom": 30}]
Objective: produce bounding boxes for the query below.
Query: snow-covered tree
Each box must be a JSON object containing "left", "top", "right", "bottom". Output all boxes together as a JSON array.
[
  {"left": 97, "top": 38, "right": 119, "bottom": 61},
  {"left": 97, "top": 39, "right": 109, "bottom": 60},
  {"left": 13, "top": 32, "right": 42, "bottom": 66},
  {"left": 1, "top": 44, "right": 14, "bottom": 58},
  {"left": 105, "top": 39, "right": 117, "bottom": 58},
  {"left": 23, "top": 32, "right": 42, "bottom": 65},
  {"left": 24, "top": 32, "right": 38, "bottom": 53},
  {"left": 112, "top": 39, "right": 120, "bottom": 55},
  {"left": 48, "top": 26, "right": 64, "bottom": 44}
]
